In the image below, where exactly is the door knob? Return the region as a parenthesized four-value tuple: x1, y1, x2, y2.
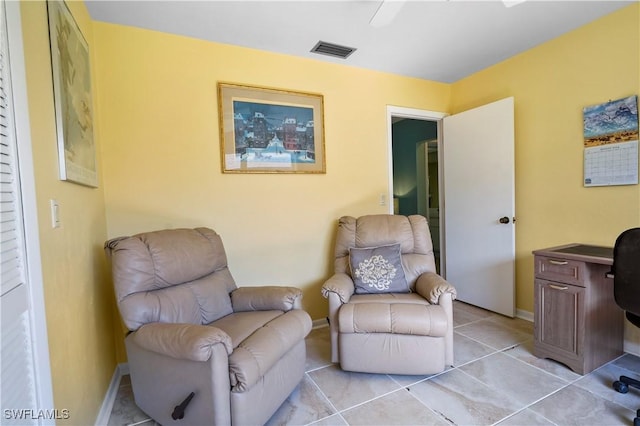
(499, 216, 510, 224)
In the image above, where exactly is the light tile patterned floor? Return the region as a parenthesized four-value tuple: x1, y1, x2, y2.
(107, 301, 640, 425)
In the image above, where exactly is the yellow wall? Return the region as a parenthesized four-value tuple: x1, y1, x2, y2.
(450, 4, 640, 313)
(20, 1, 115, 423)
(94, 22, 451, 339)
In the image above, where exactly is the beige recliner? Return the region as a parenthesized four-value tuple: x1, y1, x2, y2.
(105, 227, 312, 425)
(322, 214, 457, 375)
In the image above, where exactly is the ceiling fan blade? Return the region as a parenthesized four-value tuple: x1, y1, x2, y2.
(369, 0, 406, 28)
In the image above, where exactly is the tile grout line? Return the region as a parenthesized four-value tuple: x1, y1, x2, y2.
(402, 381, 456, 425)
(303, 371, 348, 426)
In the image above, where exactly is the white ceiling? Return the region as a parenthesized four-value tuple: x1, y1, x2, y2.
(85, 0, 637, 83)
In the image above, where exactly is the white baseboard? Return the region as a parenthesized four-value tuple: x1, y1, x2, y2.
(516, 308, 534, 322)
(94, 363, 128, 426)
(312, 318, 329, 329)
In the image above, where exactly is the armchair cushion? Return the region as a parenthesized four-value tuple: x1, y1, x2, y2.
(338, 302, 447, 336)
(132, 322, 233, 361)
(212, 310, 282, 347)
(231, 286, 302, 312)
(321, 273, 355, 304)
(227, 310, 312, 392)
(415, 272, 458, 304)
(349, 244, 409, 294)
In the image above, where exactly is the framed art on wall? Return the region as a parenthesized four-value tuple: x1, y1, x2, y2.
(218, 82, 325, 174)
(47, 0, 98, 187)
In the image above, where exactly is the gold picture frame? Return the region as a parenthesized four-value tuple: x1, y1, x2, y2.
(218, 82, 325, 174)
(47, 0, 97, 187)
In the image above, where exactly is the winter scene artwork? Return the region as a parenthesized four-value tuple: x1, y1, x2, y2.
(232, 101, 315, 164)
(218, 83, 325, 174)
(583, 95, 638, 187)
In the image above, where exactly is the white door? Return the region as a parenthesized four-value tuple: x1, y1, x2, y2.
(442, 97, 515, 317)
(1, 1, 54, 423)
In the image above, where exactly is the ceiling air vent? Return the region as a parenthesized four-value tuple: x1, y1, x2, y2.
(310, 41, 356, 59)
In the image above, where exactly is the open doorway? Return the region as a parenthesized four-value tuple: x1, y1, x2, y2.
(390, 116, 441, 272)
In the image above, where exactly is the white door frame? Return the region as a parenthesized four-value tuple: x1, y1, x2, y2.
(5, 0, 55, 415)
(386, 105, 448, 275)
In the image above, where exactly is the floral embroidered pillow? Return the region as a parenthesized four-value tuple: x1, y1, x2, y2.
(349, 244, 409, 294)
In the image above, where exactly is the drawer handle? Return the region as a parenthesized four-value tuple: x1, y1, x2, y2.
(549, 284, 569, 290)
(549, 260, 569, 265)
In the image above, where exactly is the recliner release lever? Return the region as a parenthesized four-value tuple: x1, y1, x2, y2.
(172, 392, 195, 421)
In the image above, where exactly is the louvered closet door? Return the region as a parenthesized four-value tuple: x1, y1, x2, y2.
(0, 2, 38, 423)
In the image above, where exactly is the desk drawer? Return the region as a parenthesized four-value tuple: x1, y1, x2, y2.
(535, 256, 585, 287)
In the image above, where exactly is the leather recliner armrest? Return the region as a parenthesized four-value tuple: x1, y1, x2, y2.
(231, 286, 303, 312)
(415, 272, 457, 304)
(321, 273, 355, 304)
(132, 322, 233, 361)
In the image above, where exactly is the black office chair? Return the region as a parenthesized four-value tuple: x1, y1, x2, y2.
(611, 228, 640, 426)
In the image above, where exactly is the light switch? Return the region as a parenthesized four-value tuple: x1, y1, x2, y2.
(379, 194, 386, 206)
(50, 199, 60, 228)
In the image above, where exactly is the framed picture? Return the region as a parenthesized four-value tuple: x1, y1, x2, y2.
(218, 82, 325, 173)
(47, 0, 98, 187)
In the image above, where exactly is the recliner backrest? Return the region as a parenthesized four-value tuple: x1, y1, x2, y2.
(334, 215, 436, 289)
(105, 227, 237, 331)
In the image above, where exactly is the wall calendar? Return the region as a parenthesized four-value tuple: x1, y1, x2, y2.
(583, 95, 639, 187)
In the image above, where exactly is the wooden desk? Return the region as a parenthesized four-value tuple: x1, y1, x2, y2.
(532, 243, 623, 375)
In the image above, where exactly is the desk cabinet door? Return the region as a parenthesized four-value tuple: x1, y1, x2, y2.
(535, 279, 584, 358)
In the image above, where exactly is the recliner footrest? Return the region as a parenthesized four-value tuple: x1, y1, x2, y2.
(338, 302, 447, 336)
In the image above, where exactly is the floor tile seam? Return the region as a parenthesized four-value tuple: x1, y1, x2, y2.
(489, 404, 559, 426)
(477, 336, 531, 353)
(453, 365, 518, 393)
(452, 365, 566, 417)
(304, 411, 349, 426)
(452, 329, 511, 355)
(569, 374, 640, 415)
(125, 418, 155, 426)
(303, 371, 343, 423)
(388, 374, 430, 388)
(485, 323, 535, 337)
(332, 386, 411, 417)
(402, 384, 456, 425)
(452, 350, 502, 369)
(454, 328, 533, 351)
(305, 362, 335, 374)
(458, 346, 579, 407)
(453, 304, 498, 318)
(502, 380, 594, 425)
(608, 353, 640, 378)
(455, 316, 532, 337)
(602, 394, 640, 416)
(453, 317, 492, 329)
(498, 345, 578, 384)
(387, 367, 452, 388)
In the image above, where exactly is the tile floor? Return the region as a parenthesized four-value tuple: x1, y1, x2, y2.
(107, 301, 640, 425)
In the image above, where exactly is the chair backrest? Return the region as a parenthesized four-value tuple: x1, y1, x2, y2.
(105, 227, 237, 331)
(612, 228, 640, 326)
(334, 214, 436, 289)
